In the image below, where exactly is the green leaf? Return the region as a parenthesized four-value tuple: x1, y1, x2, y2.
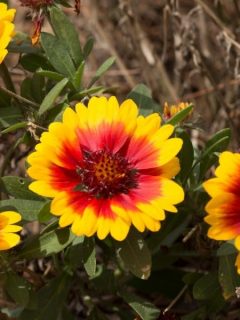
(49, 7, 83, 66)
(1, 121, 27, 134)
(0, 176, 43, 201)
(70, 86, 104, 101)
(217, 243, 237, 256)
(38, 78, 68, 116)
(0, 89, 11, 107)
(37, 201, 52, 223)
(68, 236, 96, 276)
(119, 290, 160, 320)
(82, 237, 96, 277)
(20, 77, 33, 101)
(89, 307, 109, 320)
(198, 129, 231, 180)
(193, 273, 221, 300)
(218, 254, 240, 300)
(177, 130, 194, 181)
(6, 272, 30, 307)
(83, 37, 94, 59)
(166, 104, 193, 125)
(147, 211, 190, 253)
(0, 107, 22, 128)
(9, 39, 41, 54)
(72, 61, 85, 90)
(19, 273, 71, 320)
(181, 307, 206, 320)
(90, 266, 116, 294)
(127, 84, 159, 115)
(205, 128, 231, 150)
(116, 230, 152, 279)
(37, 69, 65, 81)
(88, 57, 115, 87)
(0, 199, 45, 221)
(20, 228, 75, 258)
(19, 54, 50, 72)
(30, 73, 45, 103)
(41, 32, 76, 77)
(60, 307, 75, 320)
(202, 137, 230, 159)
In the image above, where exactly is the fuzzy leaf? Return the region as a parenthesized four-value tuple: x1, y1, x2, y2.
(50, 7, 83, 66)
(41, 32, 76, 78)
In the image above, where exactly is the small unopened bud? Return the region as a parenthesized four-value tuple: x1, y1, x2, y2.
(163, 102, 192, 121)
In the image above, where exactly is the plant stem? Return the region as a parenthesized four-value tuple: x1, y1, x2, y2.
(163, 284, 188, 314)
(0, 86, 39, 108)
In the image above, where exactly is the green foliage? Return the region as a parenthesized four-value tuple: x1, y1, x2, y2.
(127, 83, 160, 115)
(88, 57, 116, 88)
(19, 273, 71, 320)
(116, 230, 151, 279)
(119, 290, 160, 320)
(20, 228, 75, 258)
(1, 176, 43, 200)
(49, 7, 83, 66)
(38, 78, 68, 115)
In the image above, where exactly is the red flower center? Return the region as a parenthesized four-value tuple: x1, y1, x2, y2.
(76, 149, 139, 199)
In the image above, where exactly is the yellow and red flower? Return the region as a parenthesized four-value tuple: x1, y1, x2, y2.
(203, 151, 240, 273)
(0, 3, 16, 64)
(0, 211, 22, 250)
(28, 96, 184, 241)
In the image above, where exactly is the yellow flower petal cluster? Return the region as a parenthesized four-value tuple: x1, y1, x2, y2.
(203, 151, 240, 273)
(0, 2, 16, 64)
(0, 211, 22, 250)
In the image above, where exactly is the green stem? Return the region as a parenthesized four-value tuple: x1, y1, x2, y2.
(0, 86, 39, 108)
